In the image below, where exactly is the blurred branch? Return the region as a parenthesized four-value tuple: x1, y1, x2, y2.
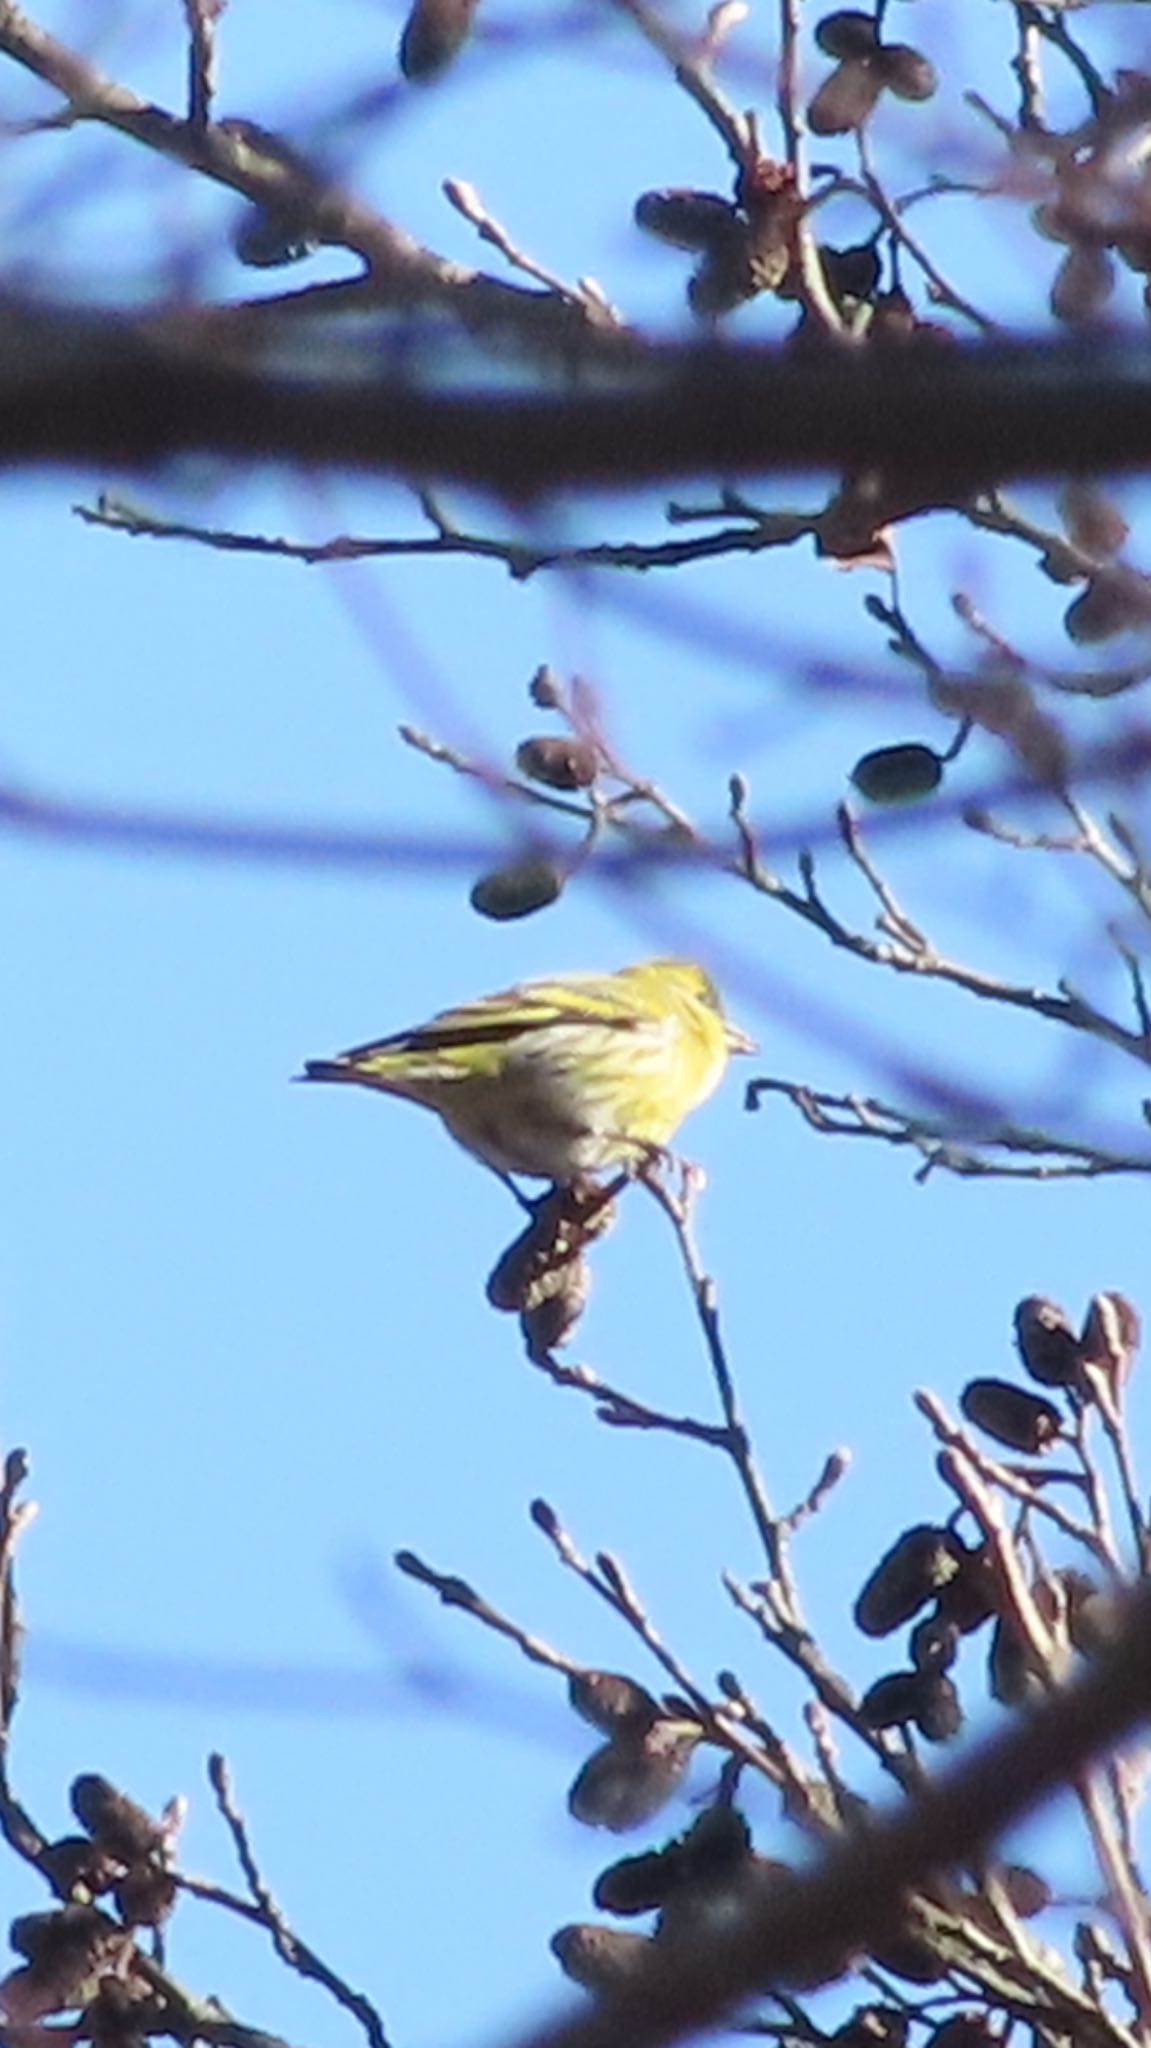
(6, 303, 1151, 485)
(512, 1578, 1151, 2048)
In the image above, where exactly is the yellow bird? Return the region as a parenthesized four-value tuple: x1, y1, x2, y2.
(300, 958, 755, 1184)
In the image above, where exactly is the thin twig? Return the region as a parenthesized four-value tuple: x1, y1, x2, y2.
(207, 1754, 393, 2048)
(607, 0, 752, 168)
(642, 1167, 801, 1620)
(394, 1550, 581, 1678)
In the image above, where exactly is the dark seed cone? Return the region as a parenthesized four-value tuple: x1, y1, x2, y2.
(470, 857, 564, 922)
(808, 59, 884, 137)
(515, 735, 599, 791)
(1013, 1296, 1083, 1388)
(851, 743, 943, 805)
(568, 1718, 698, 1833)
(37, 1836, 122, 1903)
(69, 1777, 165, 1864)
(814, 10, 878, 59)
(551, 1922, 652, 1993)
(399, 0, 479, 80)
(959, 1377, 1063, 1454)
(854, 1525, 964, 1636)
(634, 188, 738, 252)
(568, 1669, 659, 1736)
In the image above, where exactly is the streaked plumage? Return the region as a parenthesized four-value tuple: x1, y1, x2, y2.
(300, 958, 754, 1182)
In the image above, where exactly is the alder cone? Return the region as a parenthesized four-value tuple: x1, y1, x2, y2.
(1013, 1295, 1082, 1387)
(808, 59, 884, 136)
(915, 1673, 962, 1742)
(568, 1669, 659, 1734)
(568, 1720, 697, 1832)
(551, 1923, 650, 1992)
(399, 0, 479, 81)
(69, 1776, 165, 1863)
(515, 735, 599, 790)
(851, 742, 942, 805)
(814, 10, 878, 58)
(594, 1847, 675, 1915)
(854, 1524, 963, 1636)
(959, 1377, 1063, 1454)
(469, 857, 564, 921)
(860, 1670, 924, 1730)
(910, 1612, 959, 1673)
(634, 188, 737, 251)
(879, 43, 938, 101)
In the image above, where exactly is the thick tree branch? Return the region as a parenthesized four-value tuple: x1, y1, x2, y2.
(4, 310, 1151, 488)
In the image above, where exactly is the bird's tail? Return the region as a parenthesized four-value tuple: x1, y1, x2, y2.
(296, 1059, 359, 1085)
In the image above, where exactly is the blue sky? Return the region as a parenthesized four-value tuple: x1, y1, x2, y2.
(3, 6, 1151, 2048)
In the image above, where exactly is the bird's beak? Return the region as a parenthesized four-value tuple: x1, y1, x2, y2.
(725, 1021, 758, 1055)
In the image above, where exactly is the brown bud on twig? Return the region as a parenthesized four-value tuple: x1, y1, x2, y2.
(851, 743, 943, 805)
(1014, 1296, 1083, 1388)
(959, 1378, 1064, 1454)
(69, 1777, 165, 1865)
(1079, 1292, 1140, 1402)
(854, 1525, 964, 1636)
(399, 0, 479, 81)
(515, 735, 599, 791)
(528, 663, 565, 710)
